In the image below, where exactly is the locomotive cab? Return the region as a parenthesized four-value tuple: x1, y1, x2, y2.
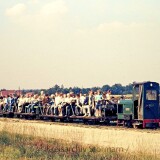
(132, 82, 159, 128)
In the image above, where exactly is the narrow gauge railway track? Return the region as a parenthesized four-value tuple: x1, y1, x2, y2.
(0, 117, 159, 134)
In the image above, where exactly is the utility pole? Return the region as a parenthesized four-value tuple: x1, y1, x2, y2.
(19, 86, 20, 96)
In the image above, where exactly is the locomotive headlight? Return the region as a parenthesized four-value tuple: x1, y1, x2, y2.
(150, 83, 153, 87)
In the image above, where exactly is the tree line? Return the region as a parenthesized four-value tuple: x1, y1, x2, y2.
(22, 83, 133, 95)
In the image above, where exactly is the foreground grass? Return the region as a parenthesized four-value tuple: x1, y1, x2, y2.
(0, 131, 159, 160)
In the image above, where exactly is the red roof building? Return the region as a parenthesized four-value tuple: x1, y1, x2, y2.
(0, 90, 21, 97)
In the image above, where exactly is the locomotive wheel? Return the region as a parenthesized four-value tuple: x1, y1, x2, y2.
(83, 119, 88, 125)
(68, 119, 73, 123)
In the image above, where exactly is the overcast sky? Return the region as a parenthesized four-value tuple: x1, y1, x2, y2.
(0, 0, 160, 89)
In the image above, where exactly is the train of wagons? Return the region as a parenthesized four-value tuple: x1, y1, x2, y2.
(0, 81, 160, 129)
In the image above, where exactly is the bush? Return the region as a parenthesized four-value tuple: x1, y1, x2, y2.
(0, 131, 11, 145)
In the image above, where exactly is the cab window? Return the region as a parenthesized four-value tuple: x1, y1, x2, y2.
(146, 90, 157, 100)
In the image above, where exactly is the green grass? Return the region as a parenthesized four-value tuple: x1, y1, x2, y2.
(0, 131, 159, 160)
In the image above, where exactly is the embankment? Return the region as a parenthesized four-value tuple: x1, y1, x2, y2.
(0, 118, 159, 156)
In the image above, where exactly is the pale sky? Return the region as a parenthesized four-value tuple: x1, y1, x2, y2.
(0, 0, 160, 89)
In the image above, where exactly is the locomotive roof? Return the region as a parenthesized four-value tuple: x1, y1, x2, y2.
(132, 81, 159, 86)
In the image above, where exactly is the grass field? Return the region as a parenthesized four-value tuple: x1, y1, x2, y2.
(0, 131, 159, 160)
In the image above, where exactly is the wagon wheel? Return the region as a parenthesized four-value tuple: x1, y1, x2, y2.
(51, 118, 55, 122)
(60, 119, 64, 122)
(105, 119, 110, 125)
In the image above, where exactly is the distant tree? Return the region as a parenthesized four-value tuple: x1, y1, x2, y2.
(124, 84, 133, 94)
(111, 84, 124, 95)
(63, 88, 70, 94)
(34, 89, 41, 94)
(72, 87, 81, 94)
(24, 82, 136, 95)
(68, 87, 72, 93)
(46, 88, 54, 95)
(101, 85, 111, 92)
(21, 89, 26, 95)
(91, 87, 101, 92)
(61, 84, 64, 89)
(81, 88, 90, 94)
(54, 84, 61, 92)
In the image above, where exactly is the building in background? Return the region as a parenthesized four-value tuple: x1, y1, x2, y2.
(0, 90, 22, 97)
